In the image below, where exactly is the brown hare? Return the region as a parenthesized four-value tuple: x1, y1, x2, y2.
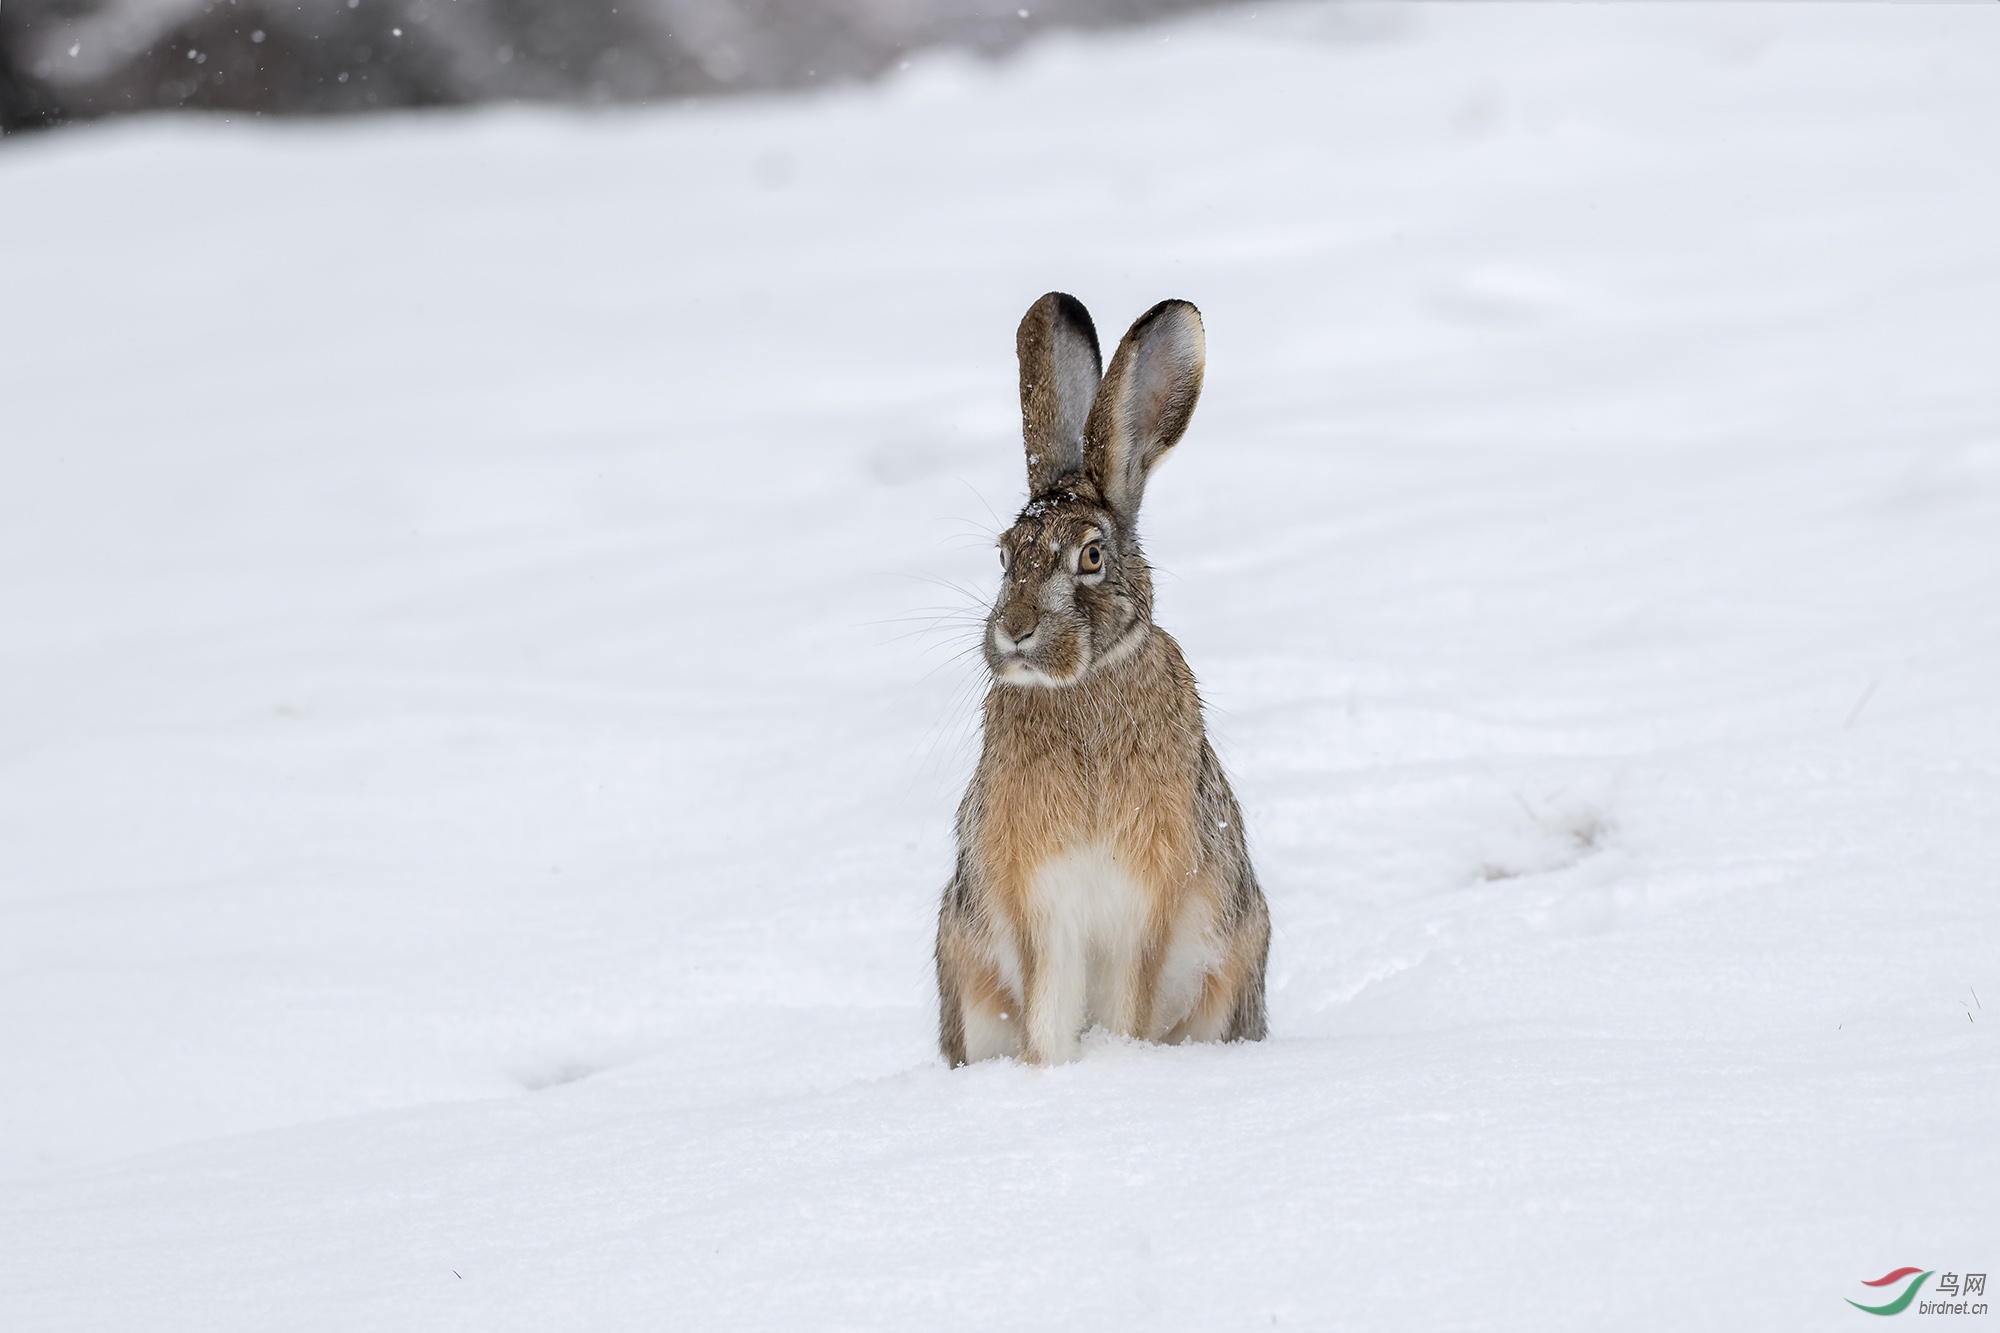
(935, 292, 1270, 1066)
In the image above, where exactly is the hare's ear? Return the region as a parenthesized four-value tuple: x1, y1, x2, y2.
(1083, 300, 1205, 522)
(1017, 292, 1102, 495)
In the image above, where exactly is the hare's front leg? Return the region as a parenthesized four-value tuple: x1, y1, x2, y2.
(1106, 912, 1172, 1042)
(1015, 920, 1090, 1065)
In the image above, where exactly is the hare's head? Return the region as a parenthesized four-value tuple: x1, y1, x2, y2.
(985, 293, 1206, 689)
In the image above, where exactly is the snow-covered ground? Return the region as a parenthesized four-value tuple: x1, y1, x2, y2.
(4, 5, 1998, 1328)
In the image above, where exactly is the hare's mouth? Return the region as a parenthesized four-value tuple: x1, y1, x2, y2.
(994, 660, 1071, 688)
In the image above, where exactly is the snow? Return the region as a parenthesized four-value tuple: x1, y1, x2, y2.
(3, 4, 1998, 1328)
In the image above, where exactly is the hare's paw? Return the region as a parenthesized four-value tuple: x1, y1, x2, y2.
(961, 999, 1022, 1064)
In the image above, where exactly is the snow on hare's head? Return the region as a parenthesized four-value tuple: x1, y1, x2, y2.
(986, 293, 1206, 689)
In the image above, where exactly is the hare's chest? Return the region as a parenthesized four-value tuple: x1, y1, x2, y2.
(1024, 842, 1149, 955)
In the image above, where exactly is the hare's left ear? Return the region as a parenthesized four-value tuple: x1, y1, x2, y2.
(1084, 300, 1205, 522)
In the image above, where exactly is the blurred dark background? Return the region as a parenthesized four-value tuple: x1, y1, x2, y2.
(0, 0, 1231, 131)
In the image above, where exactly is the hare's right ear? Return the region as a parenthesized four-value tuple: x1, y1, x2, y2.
(1016, 292, 1102, 495)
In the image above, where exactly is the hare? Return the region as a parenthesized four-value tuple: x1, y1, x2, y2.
(934, 292, 1270, 1066)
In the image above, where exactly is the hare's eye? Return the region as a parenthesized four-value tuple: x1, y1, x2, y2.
(1079, 542, 1103, 574)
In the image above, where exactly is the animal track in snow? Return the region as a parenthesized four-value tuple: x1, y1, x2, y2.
(1476, 789, 1615, 885)
(516, 1062, 598, 1092)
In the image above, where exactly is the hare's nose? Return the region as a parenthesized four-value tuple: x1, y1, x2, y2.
(995, 615, 1039, 653)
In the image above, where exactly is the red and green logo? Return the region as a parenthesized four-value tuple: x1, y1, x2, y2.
(1848, 1268, 1932, 1316)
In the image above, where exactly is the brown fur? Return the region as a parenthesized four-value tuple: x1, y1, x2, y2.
(935, 294, 1270, 1067)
